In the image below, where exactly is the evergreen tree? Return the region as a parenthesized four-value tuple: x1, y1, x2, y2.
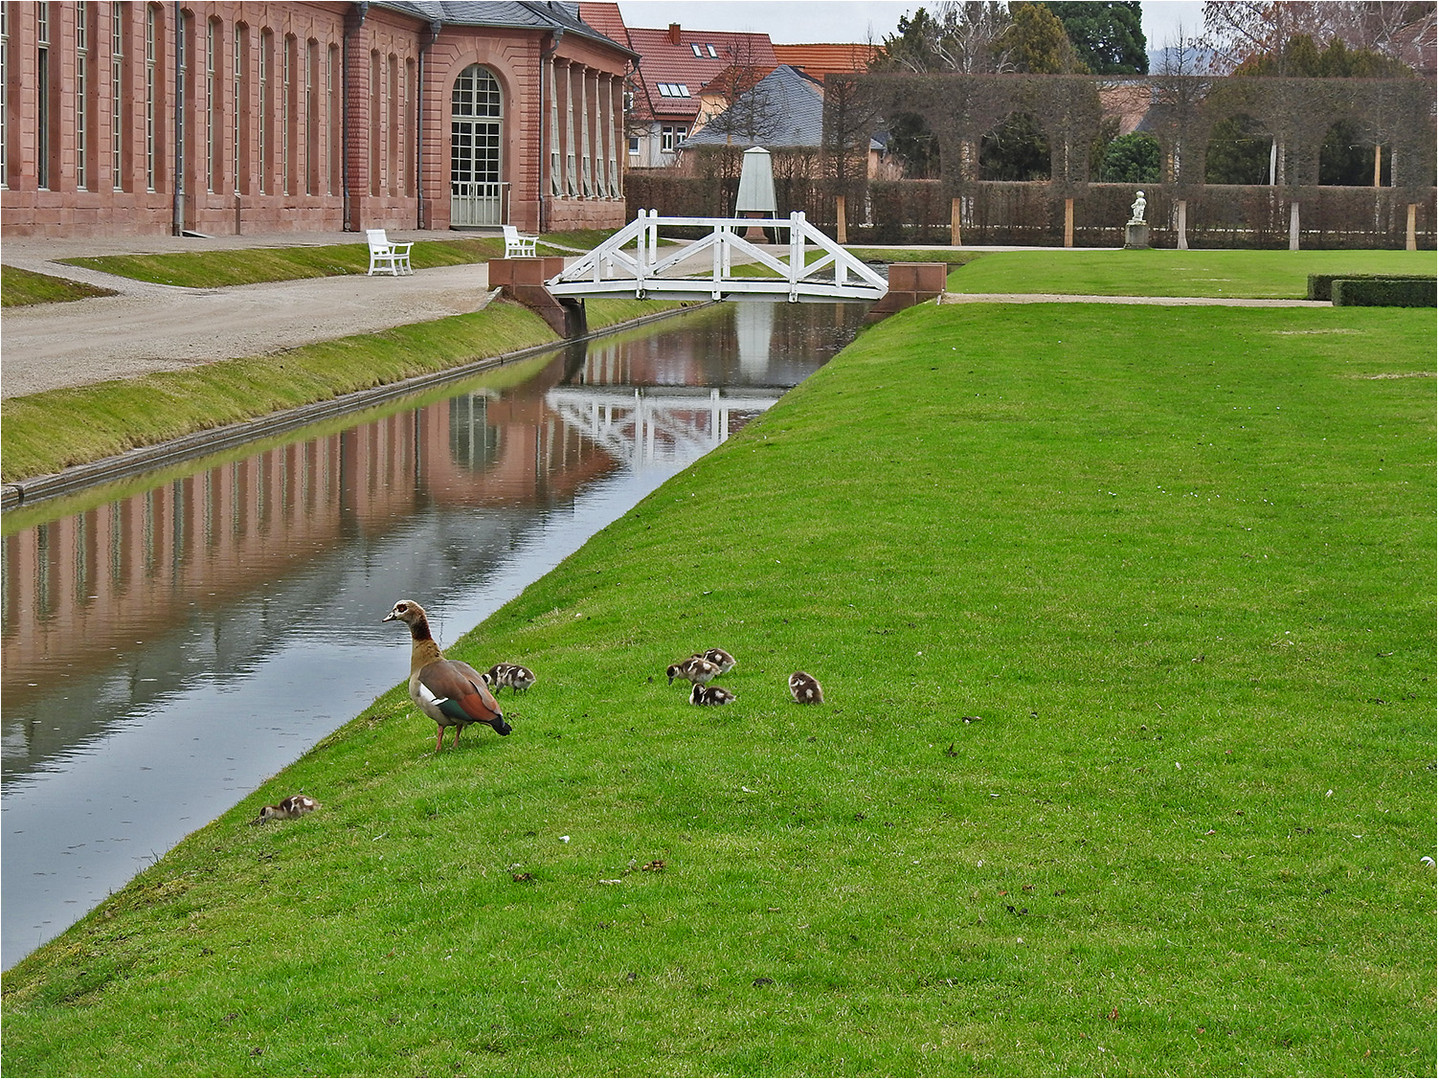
(998, 2, 1090, 74)
(1041, 2, 1148, 74)
(1098, 132, 1161, 182)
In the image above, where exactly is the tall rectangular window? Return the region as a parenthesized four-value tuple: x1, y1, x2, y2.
(281, 34, 292, 195)
(1, 6, 9, 189)
(405, 59, 415, 196)
(388, 54, 399, 195)
(177, 9, 188, 196)
(258, 30, 269, 194)
(145, 5, 156, 190)
(76, 4, 89, 190)
(111, 3, 125, 190)
(232, 24, 241, 193)
(327, 44, 340, 194)
(37, 3, 51, 189)
(369, 50, 380, 195)
(305, 39, 316, 195)
(204, 18, 215, 192)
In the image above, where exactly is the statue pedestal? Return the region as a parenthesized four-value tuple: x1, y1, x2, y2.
(1124, 222, 1150, 249)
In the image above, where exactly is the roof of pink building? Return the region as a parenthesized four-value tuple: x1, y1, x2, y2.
(575, 2, 631, 49)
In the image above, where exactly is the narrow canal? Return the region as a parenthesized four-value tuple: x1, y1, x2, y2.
(0, 300, 868, 969)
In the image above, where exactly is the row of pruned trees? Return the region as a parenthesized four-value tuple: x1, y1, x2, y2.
(816, 70, 1435, 199)
(844, 1, 1433, 187)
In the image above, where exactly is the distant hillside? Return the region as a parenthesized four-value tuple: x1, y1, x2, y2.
(1146, 44, 1218, 73)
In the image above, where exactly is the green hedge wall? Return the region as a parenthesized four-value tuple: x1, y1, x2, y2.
(1328, 277, 1438, 306)
(1307, 272, 1438, 300)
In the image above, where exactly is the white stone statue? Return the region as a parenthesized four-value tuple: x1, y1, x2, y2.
(1129, 190, 1147, 224)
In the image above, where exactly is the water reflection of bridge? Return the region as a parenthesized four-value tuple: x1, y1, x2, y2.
(544, 386, 784, 464)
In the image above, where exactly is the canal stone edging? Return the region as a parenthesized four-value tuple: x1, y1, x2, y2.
(1, 299, 705, 512)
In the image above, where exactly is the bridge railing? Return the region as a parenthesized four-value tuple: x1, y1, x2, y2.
(546, 211, 888, 303)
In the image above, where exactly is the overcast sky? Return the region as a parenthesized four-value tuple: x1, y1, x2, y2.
(614, 1, 1207, 50)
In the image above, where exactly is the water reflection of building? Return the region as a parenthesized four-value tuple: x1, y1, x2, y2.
(0, 386, 611, 711)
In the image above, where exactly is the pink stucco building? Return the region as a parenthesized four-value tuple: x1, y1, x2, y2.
(0, 1, 636, 237)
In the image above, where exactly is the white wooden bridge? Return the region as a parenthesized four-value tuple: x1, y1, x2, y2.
(545, 211, 888, 304)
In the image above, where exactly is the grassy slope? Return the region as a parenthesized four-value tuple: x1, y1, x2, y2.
(50, 232, 610, 289)
(2, 294, 1433, 1076)
(946, 248, 1438, 297)
(0, 264, 118, 305)
(0, 296, 689, 484)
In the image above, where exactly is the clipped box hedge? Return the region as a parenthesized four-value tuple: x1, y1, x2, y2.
(1329, 277, 1438, 307)
(1307, 272, 1437, 302)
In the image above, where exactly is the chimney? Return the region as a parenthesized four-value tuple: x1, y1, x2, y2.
(668, 23, 681, 45)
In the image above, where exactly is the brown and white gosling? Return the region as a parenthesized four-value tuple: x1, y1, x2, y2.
(690, 684, 736, 706)
(696, 647, 736, 674)
(384, 599, 512, 751)
(789, 671, 824, 704)
(485, 662, 537, 694)
(250, 794, 320, 825)
(667, 655, 721, 686)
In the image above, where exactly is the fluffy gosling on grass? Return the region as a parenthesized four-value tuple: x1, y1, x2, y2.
(789, 671, 824, 704)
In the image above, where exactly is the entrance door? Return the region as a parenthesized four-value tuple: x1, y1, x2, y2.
(450, 65, 505, 227)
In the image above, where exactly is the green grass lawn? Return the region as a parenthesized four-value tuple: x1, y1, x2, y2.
(947, 248, 1438, 298)
(0, 264, 117, 306)
(3, 289, 1432, 1075)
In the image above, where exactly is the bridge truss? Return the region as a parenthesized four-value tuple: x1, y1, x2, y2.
(545, 211, 888, 304)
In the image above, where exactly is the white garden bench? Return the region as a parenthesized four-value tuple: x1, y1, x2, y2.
(366, 229, 414, 276)
(503, 224, 538, 257)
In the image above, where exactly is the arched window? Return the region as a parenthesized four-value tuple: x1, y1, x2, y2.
(451, 64, 503, 226)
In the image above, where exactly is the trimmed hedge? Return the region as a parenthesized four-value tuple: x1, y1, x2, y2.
(1329, 277, 1438, 307)
(1307, 272, 1438, 301)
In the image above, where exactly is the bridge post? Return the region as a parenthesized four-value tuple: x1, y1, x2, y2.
(863, 263, 947, 325)
(489, 256, 585, 337)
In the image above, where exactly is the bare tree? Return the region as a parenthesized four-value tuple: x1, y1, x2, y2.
(871, 2, 1015, 74)
(821, 73, 882, 186)
(699, 37, 783, 146)
(937, 1, 1017, 73)
(1201, 1, 1436, 72)
(1151, 21, 1213, 184)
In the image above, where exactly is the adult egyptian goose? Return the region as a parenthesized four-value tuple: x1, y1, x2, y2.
(384, 600, 511, 751)
(697, 648, 736, 675)
(250, 794, 320, 825)
(690, 684, 736, 706)
(668, 656, 721, 686)
(486, 662, 536, 694)
(789, 671, 824, 704)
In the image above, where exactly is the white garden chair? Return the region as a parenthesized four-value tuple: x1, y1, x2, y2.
(366, 229, 414, 276)
(503, 224, 538, 257)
